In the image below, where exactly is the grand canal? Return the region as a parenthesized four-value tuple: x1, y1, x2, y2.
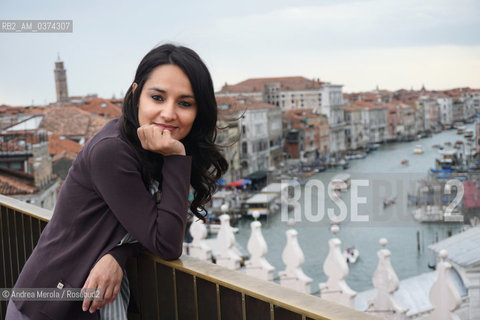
(233, 124, 476, 293)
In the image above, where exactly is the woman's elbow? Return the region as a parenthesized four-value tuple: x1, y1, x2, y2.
(155, 241, 183, 261)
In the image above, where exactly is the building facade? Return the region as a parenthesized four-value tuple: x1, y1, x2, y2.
(437, 96, 453, 128)
(283, 109, 329, 162)
(218, 77, 345, 158)
(216, 97, 283, 178)
(0, 130, 59, 209)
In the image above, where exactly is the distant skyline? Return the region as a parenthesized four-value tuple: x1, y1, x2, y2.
(1, 0, 479, 106)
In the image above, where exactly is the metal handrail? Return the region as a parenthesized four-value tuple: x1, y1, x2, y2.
(0, 194, 380, 320)
(146, 253, 379, 320)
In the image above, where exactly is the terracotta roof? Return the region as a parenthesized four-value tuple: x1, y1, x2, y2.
(245, 102, 278, 110)
(110, 98, 124, 106)
(76, 98, 122, 119)
(0, 169, 36, 195)
(48, 133, 83, 157)
(434, 93, 450, 99)
(385, 103, 401, 111)
(219, 76, 324, 93)
(40, 106, 90, 136)
(345, 101, 387, 111)
(52, 150, 78, 162)
(40, 106, 108, 139)
(86, 116, 109, 140)
(286, 108, 326, 119)
(216, 96, 277, 114)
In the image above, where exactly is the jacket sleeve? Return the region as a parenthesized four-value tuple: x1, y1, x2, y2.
(107, 243, 144, 266)
(89, 137, 191, 260)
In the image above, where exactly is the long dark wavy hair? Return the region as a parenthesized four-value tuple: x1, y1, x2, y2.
(120, 43, 228, 220)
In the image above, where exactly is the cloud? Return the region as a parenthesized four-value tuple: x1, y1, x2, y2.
(209, 0, 480, 52)
(1, 0, 479, 105)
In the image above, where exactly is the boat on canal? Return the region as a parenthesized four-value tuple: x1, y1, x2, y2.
(245, 192, 279, 217)
(383, 197, 396, 208)
(330, 173, 351, 192)
(343, 246, 360, 263)
(413, 145, 424, 154)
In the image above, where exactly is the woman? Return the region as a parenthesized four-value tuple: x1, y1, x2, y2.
(7, 43, 228, 319)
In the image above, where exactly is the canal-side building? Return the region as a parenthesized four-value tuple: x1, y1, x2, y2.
(344, 101, 387, 148)
(216, 98, 243, 183)
(460, 91, 478, 121)
(386, 103, 399, 142)
(443, 88, 479, 122)
(436, 95, 454, 128)
(398, 103, 417, 140)
(283, 108, 329, 161)
(471, 90, 480, 113)
(385, 102, 417, 141)
(216, 96, 283, 177)
(217, 76, 322, 111)
(476, 113, 480, 155)
(452, 98, 466, 124)
(344, 103, 370, 150)
(417, 97, 441, 133)
(364, 103, 387, 144)
(217, 76, 346, 159)
(323, 83, 346, 158)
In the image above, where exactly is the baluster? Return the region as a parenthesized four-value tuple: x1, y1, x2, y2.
(319, 224, 356, 307)
(215, 210, 241, 270)
(245, 211, 275, 281)
(278, 220, 312, 293)
(188, 217, 212, 261)
(367, 238, 408, 319)
(424, 250, 462, 320)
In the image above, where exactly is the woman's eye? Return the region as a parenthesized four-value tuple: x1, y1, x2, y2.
(179, 101, 192, 107)
(152, 95, 164, 101)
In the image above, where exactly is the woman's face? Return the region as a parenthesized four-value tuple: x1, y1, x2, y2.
(137, 64, 197, 140)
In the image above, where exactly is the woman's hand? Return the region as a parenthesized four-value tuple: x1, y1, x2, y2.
(81, 254, 123, 314)
(137, 124, 186, 156)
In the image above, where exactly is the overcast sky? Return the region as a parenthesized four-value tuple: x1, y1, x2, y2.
(1, 0, 479, 106)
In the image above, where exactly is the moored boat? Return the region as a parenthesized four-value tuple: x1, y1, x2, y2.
(245, 192, 279, 217)
(330, 173, 351, 192)
(464, 130, 474, 138)
(413, 145, 424, 154)
(383, 197, 396, 208)
(343, 246, 360, 263)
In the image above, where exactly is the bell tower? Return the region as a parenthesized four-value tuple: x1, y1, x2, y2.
(54, 54, 69, 104)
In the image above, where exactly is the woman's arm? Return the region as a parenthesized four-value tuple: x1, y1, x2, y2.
(81, 254, 123, 313)
(89, 137, 191, 260)
(82, 241, 142, 313)
(108, 242, 143, 266)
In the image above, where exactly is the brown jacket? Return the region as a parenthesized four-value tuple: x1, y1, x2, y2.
(13, 119, 191, 319)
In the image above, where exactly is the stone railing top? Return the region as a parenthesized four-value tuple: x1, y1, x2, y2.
(0, 194, 52, 221)
(149, 254, 381, 320)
